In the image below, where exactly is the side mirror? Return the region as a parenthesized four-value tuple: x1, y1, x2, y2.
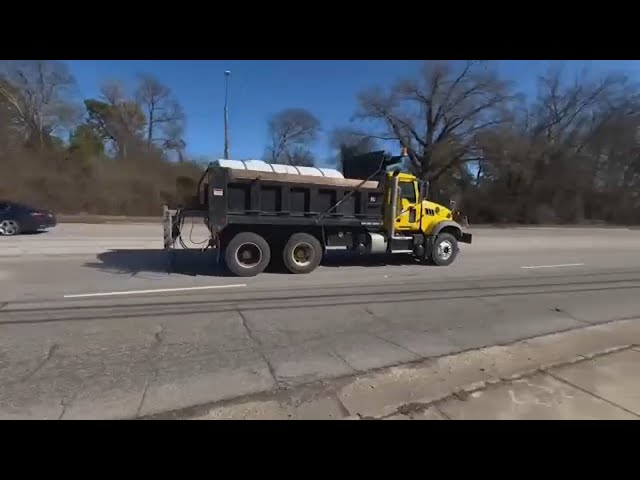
(420, 180, 429, 200)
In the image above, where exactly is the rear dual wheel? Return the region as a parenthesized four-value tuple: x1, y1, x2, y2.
(225, 231, 323, 277)
(282, 233, 323, 274)
(225, 232, 271, 277)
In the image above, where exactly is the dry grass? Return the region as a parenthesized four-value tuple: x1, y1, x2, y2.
(1, 146, 638, 226)
(0, 148, 202, 216)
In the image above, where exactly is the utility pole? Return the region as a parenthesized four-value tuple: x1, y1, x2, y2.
(224, 70, 231, 159)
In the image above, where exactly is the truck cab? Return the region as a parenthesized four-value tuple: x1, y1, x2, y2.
(384, 170, 465, 230)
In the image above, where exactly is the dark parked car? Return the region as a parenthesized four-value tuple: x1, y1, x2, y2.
(0, 201, 57, 236)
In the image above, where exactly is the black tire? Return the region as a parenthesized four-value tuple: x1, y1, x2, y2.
(0, 219, 20, 236)
(430, 232, 459, 266)
(224, 232, 271, 277)
(282, 233, 323, 274)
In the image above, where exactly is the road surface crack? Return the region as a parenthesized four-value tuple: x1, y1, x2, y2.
(396, 401, 431, 417)
(154, 325, 166, 345)
(546, 370, 640, 418)
(237, 309, 262, 347)
(550, 307, 590, 325)
(329, 348, 356, 372)
(334, 393, 352, 418)
(237, 309, 281, 388)
(363, 307, 425, 358)
(21, 343, 59, 383)
(135, 325, 166, 418)
(363, 306, 396, 331)
(58, 390, 79, 420)
(0, 302, 7, 310)
(136, 379, 151, 418)
(371, 332, 423, 359)
(433, 404, 451, 420)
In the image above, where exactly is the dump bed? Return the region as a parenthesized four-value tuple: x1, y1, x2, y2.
(204, 160, 387, 232)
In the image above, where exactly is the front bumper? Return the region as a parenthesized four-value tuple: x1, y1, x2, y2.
(23, 216, 56, 231)
(37, 222, 56, 229)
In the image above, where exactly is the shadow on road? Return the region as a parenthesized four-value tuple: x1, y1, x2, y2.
(86, 249, 231, 277)
(321, 251, 419, 268)
(85, 249, 421, 277)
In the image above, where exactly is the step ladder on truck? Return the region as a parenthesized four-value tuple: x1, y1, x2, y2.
(163, 148, 472, 277)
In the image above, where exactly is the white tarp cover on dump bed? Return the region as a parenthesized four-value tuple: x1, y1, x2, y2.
(216, 159, 344, 179)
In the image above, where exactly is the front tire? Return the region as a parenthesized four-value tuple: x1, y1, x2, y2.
(430, 232, 458, 266)
(282, 233, 323, 274)
(225, 232, 271, 277)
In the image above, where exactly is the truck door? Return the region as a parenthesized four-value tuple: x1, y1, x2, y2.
(395, 180, 421, 232)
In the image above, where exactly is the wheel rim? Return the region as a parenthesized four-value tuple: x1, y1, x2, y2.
(436, 239, 453, 260)
(235, 243, 262, 268)
(0, 220, 18, 236)
(292, 242, 314, 267)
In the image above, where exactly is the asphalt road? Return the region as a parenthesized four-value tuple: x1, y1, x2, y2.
(1, 224, 639, 419)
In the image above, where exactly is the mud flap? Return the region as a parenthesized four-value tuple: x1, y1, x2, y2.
(163, 205, 176, 250)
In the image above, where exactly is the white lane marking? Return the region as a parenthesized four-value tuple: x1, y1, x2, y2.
(514, 227, 630, 231)
(520, 263, 585, 270)
(63, 284, 247, 298)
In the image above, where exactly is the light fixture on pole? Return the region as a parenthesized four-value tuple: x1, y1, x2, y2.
(223, 70, 231, 159)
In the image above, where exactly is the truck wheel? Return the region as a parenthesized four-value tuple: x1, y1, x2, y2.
(225, 232, 271, 277)
(282, 233, 323, 274)
(430, 232, 458, 266)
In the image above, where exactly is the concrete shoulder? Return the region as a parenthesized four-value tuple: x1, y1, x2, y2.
(153, 318, 640, 420)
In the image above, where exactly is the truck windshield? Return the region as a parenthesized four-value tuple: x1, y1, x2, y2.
(399, 182, 416, 203)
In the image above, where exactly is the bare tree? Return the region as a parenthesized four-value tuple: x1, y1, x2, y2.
(287, 146, 316, 167)
(162, 121, 187, 162)
(84, 81, 146, 158)
(266, 108, 320, 165)
(466, 65, 639, 224)
(0, 60, 80, 149)
(101, 81, 146, 140)
(134, 74, 186, 150)
(0, 83, 22, 153)
(525, 68, 633, 221)
(354, 60, 516, 184)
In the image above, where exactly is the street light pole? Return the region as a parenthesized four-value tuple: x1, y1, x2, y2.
(223, 70, 231, 159)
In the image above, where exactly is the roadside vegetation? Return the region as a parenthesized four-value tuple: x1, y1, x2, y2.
(1, 60, 639, 223)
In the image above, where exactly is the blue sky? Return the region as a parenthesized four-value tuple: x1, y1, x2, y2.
(65, 60, 640, 167)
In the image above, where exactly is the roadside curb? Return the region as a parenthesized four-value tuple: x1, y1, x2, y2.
(145, 317, 640, 420)
(371, 344, 636, 420)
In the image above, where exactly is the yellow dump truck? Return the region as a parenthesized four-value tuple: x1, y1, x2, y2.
(163, 149, 472, 277)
